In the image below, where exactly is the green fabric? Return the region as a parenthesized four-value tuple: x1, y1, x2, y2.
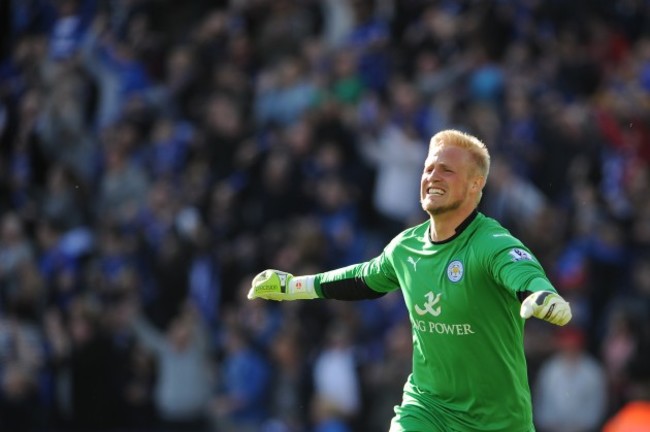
(316, 213, 554, 431)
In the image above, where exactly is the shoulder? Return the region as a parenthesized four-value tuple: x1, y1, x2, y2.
(386, 220, 429, 250)
(471, 214, 526, 250)
(378, 220, 429, 263)
(469, 214, 540, 266)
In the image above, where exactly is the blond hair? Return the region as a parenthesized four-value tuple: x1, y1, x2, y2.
(430, 129, 491, 179)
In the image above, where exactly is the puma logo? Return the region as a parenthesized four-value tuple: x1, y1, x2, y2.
(407, 256, 421, 271)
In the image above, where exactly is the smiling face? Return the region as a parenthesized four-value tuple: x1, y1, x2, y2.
(420, 144, 484, 217)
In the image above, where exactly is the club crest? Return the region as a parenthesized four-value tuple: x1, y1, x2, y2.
(447, 260, 463, 282)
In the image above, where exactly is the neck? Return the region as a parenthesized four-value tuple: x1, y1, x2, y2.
(429, 208, 478, 242)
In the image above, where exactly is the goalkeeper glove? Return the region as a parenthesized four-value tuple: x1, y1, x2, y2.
(247, 269, 318, 301)
(520, 291, 572, 326)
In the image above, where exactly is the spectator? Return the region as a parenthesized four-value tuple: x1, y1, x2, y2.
(364, 320, 412, 432)
(66, 299, 125, 430)
(80, 12, 154, 129)
(211, 322, 271, 432)
(133, 302, 213, 432)
(357, 96, 428, 240)
(534, 326, 608, 432)
(40, 164, 87, 230)
(263, 326, 311, 431)
(97, 133, 149, 224)
(255, 56, 318, 128)
(312, 323, 361, 428)
(483, 158, 549, 238)
(0, 361, 40, 431)
(47, 0, 95, 61)
(0, 212, 33, 288)
(602, 350, 650, 432)
(601, 302, 648, 414)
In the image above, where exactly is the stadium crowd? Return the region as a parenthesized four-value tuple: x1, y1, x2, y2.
(1, 0, 649, 431)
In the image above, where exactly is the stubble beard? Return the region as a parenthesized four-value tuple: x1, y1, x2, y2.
(425, 198, 463, 216)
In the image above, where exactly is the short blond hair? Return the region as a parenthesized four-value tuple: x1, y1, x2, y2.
(430, 129, 491, 179)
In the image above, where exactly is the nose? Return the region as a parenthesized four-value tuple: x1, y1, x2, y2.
(423, 168, 440, 182)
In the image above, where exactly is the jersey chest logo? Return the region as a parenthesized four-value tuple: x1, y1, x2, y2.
(415, 291, 442, 316)
(447, 260, 464, 282)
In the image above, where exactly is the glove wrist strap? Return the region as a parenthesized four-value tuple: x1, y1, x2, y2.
(288, 276, 318, 299)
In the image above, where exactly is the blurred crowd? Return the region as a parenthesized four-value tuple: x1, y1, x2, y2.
(1, 0, 650, 431)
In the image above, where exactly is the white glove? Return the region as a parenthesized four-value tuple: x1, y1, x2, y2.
(247, 269, 318, 301)
(520, 291, 572, 326)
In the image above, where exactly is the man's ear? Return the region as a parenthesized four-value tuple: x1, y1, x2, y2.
(472, 176, 486, 192)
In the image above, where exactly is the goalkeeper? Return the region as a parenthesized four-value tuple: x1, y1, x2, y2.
(249, 129, 572, 432)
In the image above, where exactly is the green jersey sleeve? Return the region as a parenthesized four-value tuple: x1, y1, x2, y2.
(480, 230, 557, 296)
(314, 244, 402, 296)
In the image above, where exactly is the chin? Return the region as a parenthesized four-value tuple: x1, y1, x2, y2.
(423, 199, 462, 216)
(421, 202, 440, 214)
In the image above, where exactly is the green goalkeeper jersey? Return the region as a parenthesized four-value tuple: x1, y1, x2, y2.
(314, 212, 554, 432)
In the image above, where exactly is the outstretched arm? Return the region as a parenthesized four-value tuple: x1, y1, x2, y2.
(247, 268, 388, 301)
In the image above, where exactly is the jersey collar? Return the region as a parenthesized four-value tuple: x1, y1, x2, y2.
(426, 209, 479, 245)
